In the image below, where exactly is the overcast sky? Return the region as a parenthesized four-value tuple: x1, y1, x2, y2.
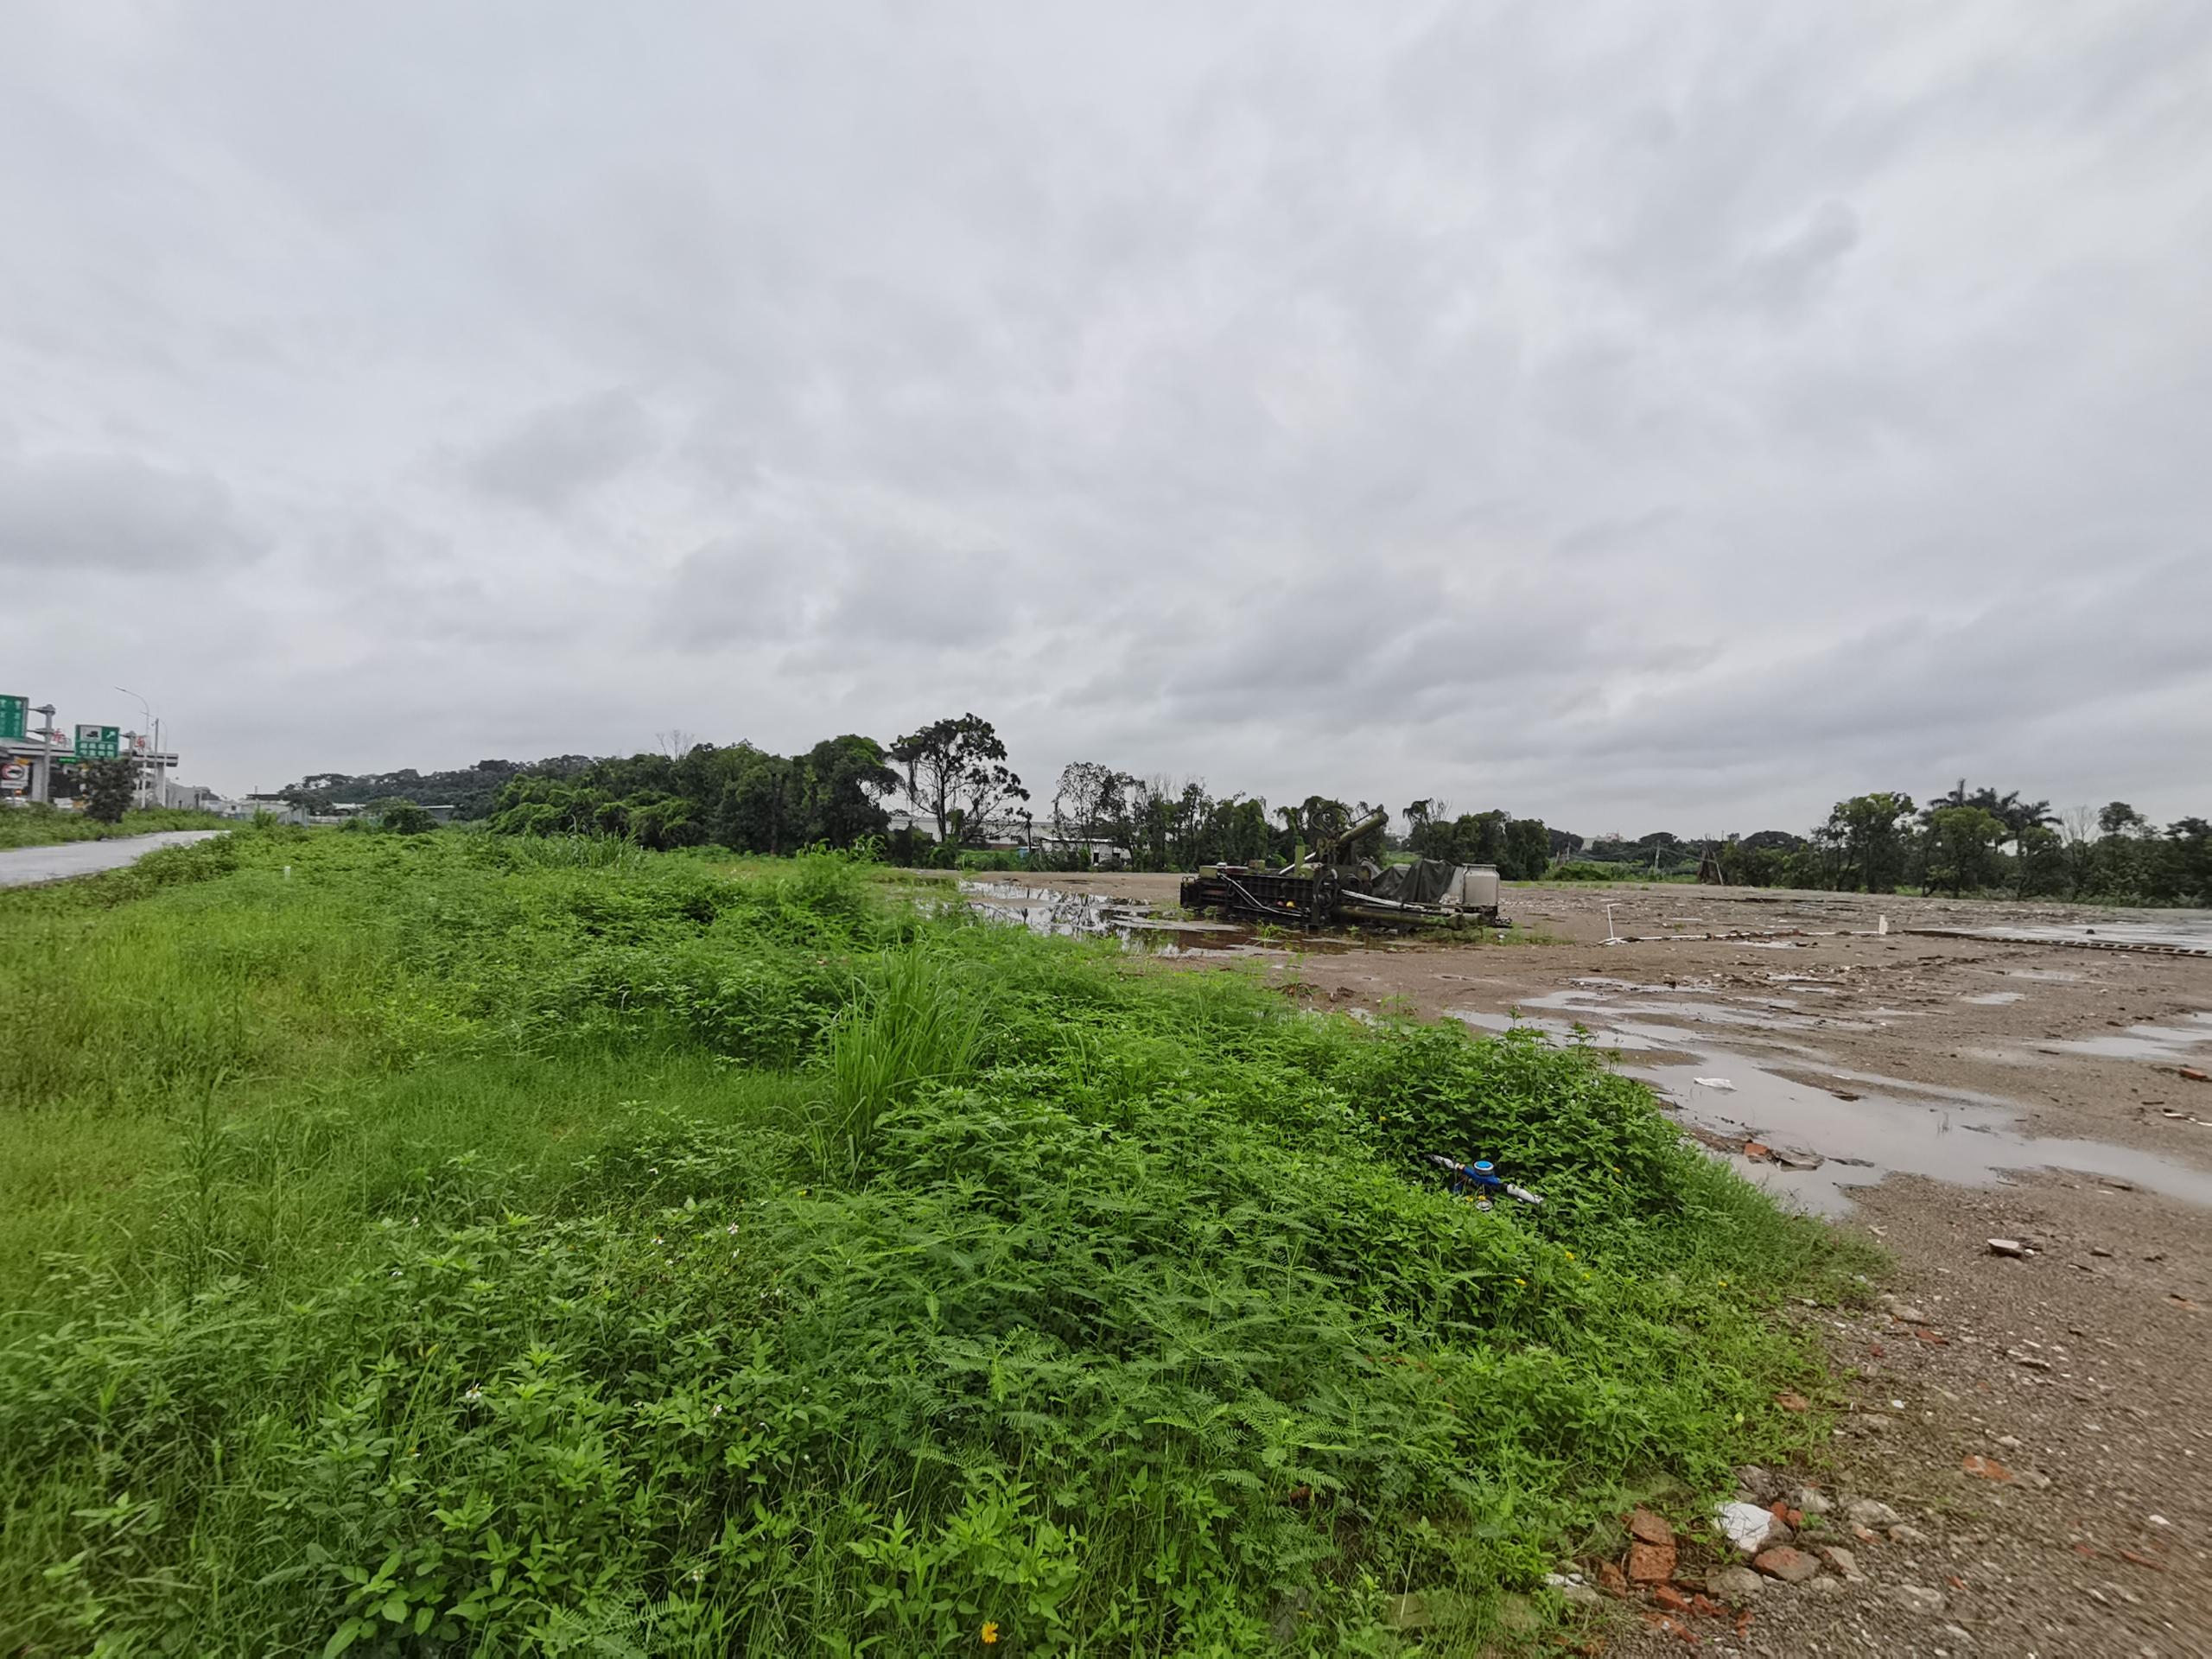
(5, 3, 2208, 833)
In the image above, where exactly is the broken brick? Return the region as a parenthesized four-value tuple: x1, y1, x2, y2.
(1630, 1508, 1674, 1546)
(1961, 1455, 2013, 1482)
(1627, 1541, 1679, 1584)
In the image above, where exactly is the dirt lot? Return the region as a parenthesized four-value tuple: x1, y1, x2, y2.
(945, 874, 2212, 1656)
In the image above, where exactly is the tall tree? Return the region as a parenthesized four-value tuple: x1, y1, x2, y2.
(1051, 762, 1130, 859)
(890, 714, 1028, 847)
(1502, 817, 1551, 880)
(1824, 792, 1916, 892)
(796, 735, 899, 846)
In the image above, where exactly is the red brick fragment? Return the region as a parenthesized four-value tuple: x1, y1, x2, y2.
(1775, 1390, 1810, 1413)
(1961, 1454, 2012, 1482)
(1651, 1584, 1692, 1613)
(1627, 1541, 1678, 1584)
(1599, 1560, 1628, 1597)
(1630, 1508, 1674, 1545)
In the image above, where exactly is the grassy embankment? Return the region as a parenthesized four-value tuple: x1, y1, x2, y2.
(0, 804, 227, 851)
(0, 830, 1866, 1655)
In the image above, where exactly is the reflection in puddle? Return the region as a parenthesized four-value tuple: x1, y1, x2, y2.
(957, 880, 1338, 957)
(2043, 1014, 2212, 1063)
(1465, 1009, 2212, 1217)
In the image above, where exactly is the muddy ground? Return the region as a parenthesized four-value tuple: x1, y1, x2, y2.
(937, 874, 2212, 1656)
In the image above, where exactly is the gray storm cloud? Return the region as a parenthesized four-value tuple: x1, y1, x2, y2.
(3, 2, 2207, 829)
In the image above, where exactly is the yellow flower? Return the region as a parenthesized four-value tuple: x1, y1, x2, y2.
(1515, 1277, 1525, 1286)
(982, 1623, 1000, 1645)
(1563, 1250, 1574, 1260)
(1718, 1278, 1730, 1287)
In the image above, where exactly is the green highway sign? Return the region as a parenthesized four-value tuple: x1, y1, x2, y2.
(73, 724, 121, 760)
(0, 695, 24, 741)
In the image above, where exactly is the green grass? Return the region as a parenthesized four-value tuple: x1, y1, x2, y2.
(0, 830, 1868, 1655)
(0, 804, 227, 850)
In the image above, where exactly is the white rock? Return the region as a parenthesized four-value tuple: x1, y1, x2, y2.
(1987, 1237, 2028, 1257)
(1895, 1585, 1947, 1614)
(1794, 1487, 1832, 1516)
(1716, 1500, 1777, 1554)
(1845, 1499, 1902, 1529)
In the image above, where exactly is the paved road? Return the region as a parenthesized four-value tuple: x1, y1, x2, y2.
(0, 829, 228, 888)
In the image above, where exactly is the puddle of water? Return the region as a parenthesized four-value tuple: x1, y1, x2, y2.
(1516, 987, 1878, 1036)
(1961, 918, 2212, 953)
(1446, 1008, 1690, 1053)
(1961, 991, 2024, 1006)
(958, 880, 1357, 957)
(2043, 1014, 2212, 1063)
(1471, 1015, 2212, 1217)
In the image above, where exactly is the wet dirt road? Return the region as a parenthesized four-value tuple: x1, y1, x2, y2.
(940, 873, 2212, 1654)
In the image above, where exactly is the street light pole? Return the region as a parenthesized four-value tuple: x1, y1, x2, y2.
(117, 685, 153, 810)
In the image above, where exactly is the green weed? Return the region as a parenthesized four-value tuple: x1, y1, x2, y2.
(0, 830, 1863, 1655)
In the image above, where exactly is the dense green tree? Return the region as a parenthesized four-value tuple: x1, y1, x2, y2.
(373, 800, 436, 836)
(1922, 805, 2006, 895)
(80, 758, 135, 824)
(1501, 818, 1551, 880)
(1823, 792, 1916, 892)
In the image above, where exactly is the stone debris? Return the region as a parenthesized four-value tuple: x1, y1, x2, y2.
(1820, 1544, 1867, 1583)
(1544, 1573, 1600, 1607)
(1733, 1464, 1778, 1502)
(1707, 1565, 1764, 1602)
(1717, 1499, 1779, 1554)
(1895, 1585, 1948, 1614)
(1753, 1546, 1821, 1583)
(1794, 1486, 1833, 1516)
(1844, 1498, 1903, 1529)
(1987, 1237, 2030, 1257)
(1961, 1453, 2014, 1482)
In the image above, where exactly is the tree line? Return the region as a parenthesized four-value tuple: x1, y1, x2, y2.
(1707, 785, 2212, 906)
(291, 718, 2210, 905)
